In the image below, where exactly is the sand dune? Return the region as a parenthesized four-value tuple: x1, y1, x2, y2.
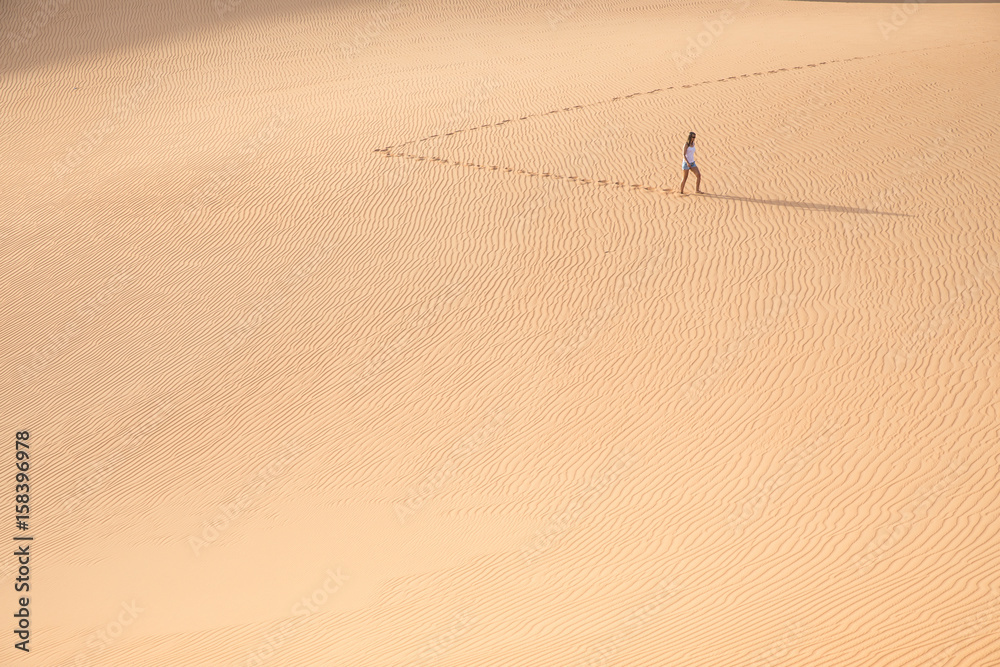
(2, 0, 999, 664)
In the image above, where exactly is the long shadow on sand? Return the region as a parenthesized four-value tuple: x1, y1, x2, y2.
(698, 193, 910, 216)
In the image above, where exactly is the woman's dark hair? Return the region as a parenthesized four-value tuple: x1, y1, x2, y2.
(686, 132, 696, 147)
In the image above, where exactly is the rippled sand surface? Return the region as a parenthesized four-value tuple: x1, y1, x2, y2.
(2, 0, 999, 664)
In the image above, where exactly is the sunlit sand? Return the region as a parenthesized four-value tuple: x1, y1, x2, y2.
(2, 0, 999, 664)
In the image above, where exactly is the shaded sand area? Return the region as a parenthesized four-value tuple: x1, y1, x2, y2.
(2, 0, 999, 664)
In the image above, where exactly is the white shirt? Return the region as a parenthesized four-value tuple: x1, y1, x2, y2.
(685, 145, 696, 164)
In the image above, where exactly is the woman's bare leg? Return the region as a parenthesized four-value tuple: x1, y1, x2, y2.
(693, 166, 702, 193)
(680, 170, 689, 194)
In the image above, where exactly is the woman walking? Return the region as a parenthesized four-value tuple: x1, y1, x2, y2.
(680, 131, 702, 194)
